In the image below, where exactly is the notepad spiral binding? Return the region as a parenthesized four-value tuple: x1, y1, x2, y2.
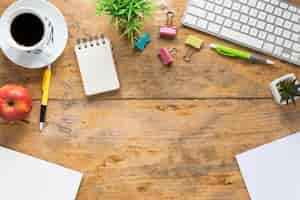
(76, 34, 107, 50)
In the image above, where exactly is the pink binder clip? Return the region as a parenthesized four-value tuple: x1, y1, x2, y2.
(159, 11, 177, 39)
(159, 48, 177, 66)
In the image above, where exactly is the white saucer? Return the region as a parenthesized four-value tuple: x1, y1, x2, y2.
(0, 0, 68, 69)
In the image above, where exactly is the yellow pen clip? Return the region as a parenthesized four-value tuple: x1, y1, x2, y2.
(41, 67, 51, 105)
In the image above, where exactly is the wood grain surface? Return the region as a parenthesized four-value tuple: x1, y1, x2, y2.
(1, 0, 300, 199)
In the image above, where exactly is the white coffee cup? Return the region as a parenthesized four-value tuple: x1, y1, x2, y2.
(6, 7, 52, 57)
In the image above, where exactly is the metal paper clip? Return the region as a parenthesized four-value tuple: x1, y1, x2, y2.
(183, 35, 203, 62)
(160, 11, 177, 39)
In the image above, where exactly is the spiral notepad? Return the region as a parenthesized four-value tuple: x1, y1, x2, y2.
(75, 35, 120, 96)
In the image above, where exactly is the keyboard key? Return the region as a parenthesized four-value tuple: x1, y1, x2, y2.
(215, 0, 223, 5)
(274, 27, 283, 35)
(291, 56, 298, 62)
(258, 31, 267, 39)
(248, 17, 257, 26)
(282, 53, 290, 59)
(197, 9, 207, 18)
(292, 24, 300, 32)
(263, 43, 274, 53)
(224, 0, 233, 8)
(197, 19, 208, 29)
(207, 23, 221, 33)
(266, 15, 275, 23)
(257, 1, 265, 10)
(232, 12, 240, 20)
(283, 11, 292, 19)
(215, 16, 225, 24)
(284, 21, 293, 29)
(233, 22, 241, 30)
(274, 46, 283, 55)
(241, 5, 249, 14)
(292, 52, 300, 60)
(293, 43, 300, 52)
(248, 0, 257, 7)
(214, 5, 223, 14)
(284, 40, 293, 48)
(283, 30, 292, 38)
(266, 24, 274, 32)
(221, 27, 263, 48)
(240, 15, 249, 23)
(183, 14, 197, 25)
(187, 6, 202, 16)
(280, 2, 289, 9)
(224, 19, 233, 27)
(207, 13, 216, 21)
(249, 8, 258, 17)
(266, 34, 275, 42)
(291, 14, 300, 23)
(265, 4, 274, 13)
(206, 2, 214, 11)
(250, 28, 258, 36)
(271, 0, 279, 5)
(274, 7, 283, 16)
(222, 8, 231, 17)
(241, 25, 250, 33)
(291, 33, 299, 42)
(258, 11, 266, 20)
(275, 17, 284, 26)
(275, 37, 284, 45)
(257, 21, 266, 29)
(232, 2, 241, 10)
(190, 0, 206, 7)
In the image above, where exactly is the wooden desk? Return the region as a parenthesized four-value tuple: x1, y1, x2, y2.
(1, 0, 300, 199)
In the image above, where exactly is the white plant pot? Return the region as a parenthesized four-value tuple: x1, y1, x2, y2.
(270, 73, 299, 105)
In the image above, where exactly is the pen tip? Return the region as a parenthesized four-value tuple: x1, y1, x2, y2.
(210, 44, 216, 48)
(39, 123, 44, 131)
(267, 60, 274, 65)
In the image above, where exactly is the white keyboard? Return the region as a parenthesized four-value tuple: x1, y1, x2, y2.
(182, 0, 300, 66)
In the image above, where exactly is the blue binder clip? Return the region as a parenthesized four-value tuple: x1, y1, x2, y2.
(135, 33, 151, 51)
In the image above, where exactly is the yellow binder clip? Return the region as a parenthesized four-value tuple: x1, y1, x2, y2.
(183, 35, 203, 62)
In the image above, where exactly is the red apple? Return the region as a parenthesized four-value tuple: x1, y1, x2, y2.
(0, 84, 32, 121)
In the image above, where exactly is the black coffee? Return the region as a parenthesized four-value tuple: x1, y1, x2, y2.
(10, 13, 45, 47)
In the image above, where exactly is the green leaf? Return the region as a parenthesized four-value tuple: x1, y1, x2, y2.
(96, 0, 155, 45)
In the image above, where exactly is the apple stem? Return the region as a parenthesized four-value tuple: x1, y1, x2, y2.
(20, 119, 30, 124)
(7, 100, 15, 107)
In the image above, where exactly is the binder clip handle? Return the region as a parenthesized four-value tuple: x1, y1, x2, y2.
(166, 11, 175, 26)
(183, 49, 196, 63)
(169, 48, 177, 56)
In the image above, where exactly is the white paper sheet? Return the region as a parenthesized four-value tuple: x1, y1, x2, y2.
(0, 146, 82, 200)
(236, 132, 300, 200)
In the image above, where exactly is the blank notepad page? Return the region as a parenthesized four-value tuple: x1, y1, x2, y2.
(75, 36, 120, 96)
(236, 132, 300, 200)
(0, 146, 82, 200)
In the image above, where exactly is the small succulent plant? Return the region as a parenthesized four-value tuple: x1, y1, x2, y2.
(96, 0, 155, 45)
(278, 79, 300, 105)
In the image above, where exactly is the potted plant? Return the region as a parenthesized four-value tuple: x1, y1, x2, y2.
(96, 0, 155, 45)
(270, 73, 300, 105)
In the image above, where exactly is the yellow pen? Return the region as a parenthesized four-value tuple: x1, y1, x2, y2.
(39, 65, 52, 131)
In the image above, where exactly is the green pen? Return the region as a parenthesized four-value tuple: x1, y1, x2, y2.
(210, 44, 274, 65)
